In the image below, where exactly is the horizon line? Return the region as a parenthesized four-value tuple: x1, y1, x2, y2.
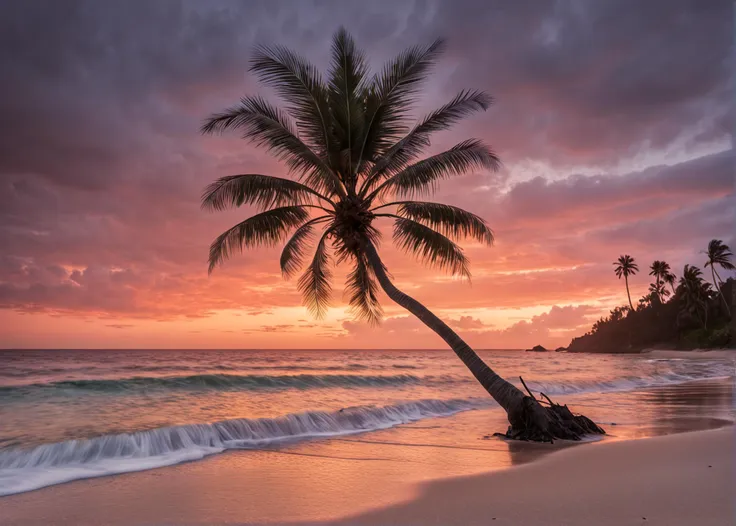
(0, 347, 525, 352)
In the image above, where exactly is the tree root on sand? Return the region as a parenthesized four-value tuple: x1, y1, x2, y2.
(494, 377, 606, 443)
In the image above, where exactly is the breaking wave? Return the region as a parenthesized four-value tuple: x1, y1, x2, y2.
(524, 370, 733, 396)
(0, 398, 485, 496)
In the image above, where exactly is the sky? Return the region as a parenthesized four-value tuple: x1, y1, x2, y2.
(0, 0, 733, 349)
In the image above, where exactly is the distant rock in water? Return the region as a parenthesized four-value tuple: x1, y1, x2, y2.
(525, 345, 549, 353)
(554, 347, 568, 353)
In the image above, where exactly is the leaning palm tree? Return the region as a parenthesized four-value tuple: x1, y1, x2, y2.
(200, 29, 602, 442)
(704, 239, 734, 317)
(614, 255, 639, 311)
(649, 260, 670, 303)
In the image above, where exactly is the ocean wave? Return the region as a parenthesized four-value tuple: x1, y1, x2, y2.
(0, 373, 428, 398)
(0, 363, 422, 379)
(0, 398, 485, 496)
(524, 370, 733, 397)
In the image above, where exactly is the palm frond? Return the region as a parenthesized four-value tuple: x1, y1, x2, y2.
(706, 239, 735, 270)
(384, 201, 494, 245)
(280, 216, 331, 279)
(208, 206, 310, 273)
(249, 45, 331, 155)
(201, 96, 343, 197)
(361, 90, 492, 194)
(357, 39, 446, 168)
(345, 254, 383, 325)
(201, 174, 332, 211)
(297, 230, 333, 318)
(372, 139, 499, 200)
(327, 28, 369, 182)
(613, 255, 638, 278)
(392, 217, 470, 278)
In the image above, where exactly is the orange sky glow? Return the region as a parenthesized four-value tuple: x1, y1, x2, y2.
(1, 2, 733, 349)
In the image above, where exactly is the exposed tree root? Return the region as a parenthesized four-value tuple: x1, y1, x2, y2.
(494, 377, 606, 443)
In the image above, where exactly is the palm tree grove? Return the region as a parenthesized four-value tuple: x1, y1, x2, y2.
(201, 29, 604, 442)
(568, 240, 734, 353)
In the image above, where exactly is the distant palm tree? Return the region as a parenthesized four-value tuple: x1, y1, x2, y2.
(704, 239, 734, 317)
(649, 260, 670, 303)
(648, 281, 670, 302)
(678, 265, 711, 329)
(200, 29, 600, 441)
(663, 271, 677, 296)
(614, 255, 639, 311)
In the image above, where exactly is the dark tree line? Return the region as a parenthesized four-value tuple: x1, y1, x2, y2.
(569, 240, 734, 353)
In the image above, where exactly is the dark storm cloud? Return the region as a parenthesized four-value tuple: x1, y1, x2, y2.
(410, 0, 733, 163)
(1, 0, 730, 187)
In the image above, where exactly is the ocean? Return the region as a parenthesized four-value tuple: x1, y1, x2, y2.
(0, 349, 733, 500)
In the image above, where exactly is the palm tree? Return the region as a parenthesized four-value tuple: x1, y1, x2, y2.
(663, 271, 677, 296)
(647, 282, 669, 303)
(200, 29, 602, 441)
(649, 260, 670, 303)
(614, 255, 639, 311)
(704, 239, 734, 317)
(678, 265, 711, 329)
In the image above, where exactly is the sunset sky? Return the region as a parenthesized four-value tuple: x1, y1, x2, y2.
(1, 0, 733, 349)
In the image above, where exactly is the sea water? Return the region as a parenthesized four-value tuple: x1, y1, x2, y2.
(0, 349, 733, 497)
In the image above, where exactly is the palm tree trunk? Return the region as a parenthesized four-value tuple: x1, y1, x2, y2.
(712, 267, 731, 317)
(702, 300, 708, 330)
(625, 275, 634, 311)
(362, 241, 604, 441)
(362, 243, 524, 414)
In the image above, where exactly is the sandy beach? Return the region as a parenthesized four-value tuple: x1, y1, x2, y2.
(329, 426, 734, 526)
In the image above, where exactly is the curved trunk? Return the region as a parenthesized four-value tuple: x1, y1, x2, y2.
(712, 267, 731, 317)
(362, 242, 525, 415)
(362, 242, 605, 442)
(625, 275, 634, 311)
(364, 241, 605, 442)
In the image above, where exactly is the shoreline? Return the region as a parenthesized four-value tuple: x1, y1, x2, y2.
(324, 425, 735, 526)
(642, 348, 736, 359)
(2, 419, 732, 525)
(1, 376, 733, 525)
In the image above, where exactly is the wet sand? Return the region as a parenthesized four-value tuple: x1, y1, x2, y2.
(326, 426, 734, 526)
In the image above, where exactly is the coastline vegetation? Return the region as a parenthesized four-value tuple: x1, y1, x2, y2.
(568, 240, 734, 353)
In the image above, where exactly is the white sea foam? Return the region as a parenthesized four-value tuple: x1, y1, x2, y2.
(0, 398, 483, 496)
